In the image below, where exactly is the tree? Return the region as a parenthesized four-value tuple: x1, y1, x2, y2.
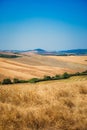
(29, 78, 40, 83)
(62, 72, 70, 79)
(43, 75, 52, 81)
(55, 74, 61, 79)
(2, 78, 12, 84)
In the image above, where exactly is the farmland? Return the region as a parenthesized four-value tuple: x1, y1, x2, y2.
(0, 54, 87, 81)
(0, 76, 87, 130)
(0, 54, 87, 130)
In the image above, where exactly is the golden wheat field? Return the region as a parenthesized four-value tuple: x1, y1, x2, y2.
(0, 55, 87, 81)
(0, 76, 87, 130)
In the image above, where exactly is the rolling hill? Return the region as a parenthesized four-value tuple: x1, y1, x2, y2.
(0, 51, 87, 130)
(0, 52, 87, 81)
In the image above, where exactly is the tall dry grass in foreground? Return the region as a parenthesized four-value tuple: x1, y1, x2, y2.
(0, 78, 87, 130)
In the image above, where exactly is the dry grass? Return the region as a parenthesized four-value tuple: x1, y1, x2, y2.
(0, 77, 87, 130)
(0, 57, 74, 81)
(0, 55, 87, 81)
(48, 55, 87, 65)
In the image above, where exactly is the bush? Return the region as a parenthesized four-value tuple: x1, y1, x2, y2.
(13, 78, 20, 83)
(81, 70, 87, 75)
(2, 78, 12, 85)
(74, 72, 80, 76)
(52, 75, 61, 80)
(0, 54, 19, 58)
(82, 70, 87, 73)
(29, 78, 40, 83)
(13, 78, 28, 83)
(19, 80, 28, 83)
(43, 76, 52, 81)
(62, 72, 70, 79)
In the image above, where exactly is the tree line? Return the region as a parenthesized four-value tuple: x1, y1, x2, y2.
(0, 70, 87, 85)
(0, 54, 20, 58)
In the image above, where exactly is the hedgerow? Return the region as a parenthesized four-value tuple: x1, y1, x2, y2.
(1, 70, 87, 85)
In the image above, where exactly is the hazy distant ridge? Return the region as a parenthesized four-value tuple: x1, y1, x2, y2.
(0, 49, 87, 55)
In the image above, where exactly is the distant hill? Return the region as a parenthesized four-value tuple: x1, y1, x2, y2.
(0, 49, 87, 56)
(32, 48, 47, 54)
(58, 49, 87, 56)
(34, 48, 46, 52)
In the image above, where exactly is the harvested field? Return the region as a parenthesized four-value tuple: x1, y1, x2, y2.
(0, 55, 87, 81)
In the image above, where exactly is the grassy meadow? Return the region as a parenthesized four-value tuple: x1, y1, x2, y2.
(0, 76, 87, 130)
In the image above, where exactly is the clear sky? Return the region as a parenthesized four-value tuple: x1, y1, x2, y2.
(0, 0, 87, 50)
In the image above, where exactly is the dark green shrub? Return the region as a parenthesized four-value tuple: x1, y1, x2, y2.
(13, 78, 28, 83)
(19, 80, 28, 83)
(62, 72, 70, 79)
(81, 70, 87, 74)
(2, 78, 12, 84)
(74, 72, 80, 76)
(13, 78, 20, 83)
(0, 54, 19, 58)
(43, 76, 52, 81)
(29, 78, 40, 83)
(83, 70, 87, 73)
(53, 75, 61, 80)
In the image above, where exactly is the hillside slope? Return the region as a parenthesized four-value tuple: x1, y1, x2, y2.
(0, 77, 87, 130)
(0, 55, 87, 81)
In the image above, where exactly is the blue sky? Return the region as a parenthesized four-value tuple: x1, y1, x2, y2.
(0, 0, 87, 50)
